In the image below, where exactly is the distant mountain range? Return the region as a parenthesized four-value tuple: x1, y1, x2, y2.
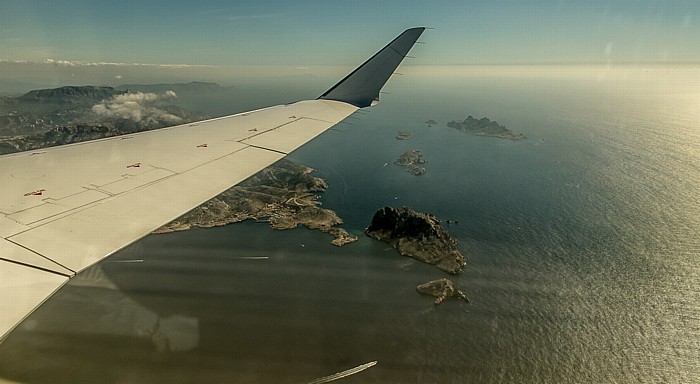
(17, 85, 124, 103)
(0, 84, 211, 154)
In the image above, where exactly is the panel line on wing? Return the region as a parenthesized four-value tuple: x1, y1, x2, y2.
(4, 145, 255, 237)
(239, 118, 301, 140)
(242, 144, 288, 155)
(0, 257, 73, 278)
(3, 237, 77, 276)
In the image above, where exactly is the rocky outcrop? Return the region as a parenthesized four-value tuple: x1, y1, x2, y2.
(364, 206, 466, 274)
(394, 149, 426, 175)
(416, 278, 469, 305)
(447, 115, 525, 140)
(395, 131, 414, 140)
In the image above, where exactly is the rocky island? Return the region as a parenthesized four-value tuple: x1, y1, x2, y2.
(365, 206, 466, 274)
(395, 131, 414, 140)
(155, 159, 357, 246)
(424, 119, 437, 127)
(394, 149, 426, 175)
(416, 278, 469, 305)
(447, 115, 525, 140)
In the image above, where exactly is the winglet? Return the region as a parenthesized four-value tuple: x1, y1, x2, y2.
(319, 27, 425, 108)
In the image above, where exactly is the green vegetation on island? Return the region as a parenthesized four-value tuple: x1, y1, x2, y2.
(447, 115, 525, 140)
(365, 206, 466, 274)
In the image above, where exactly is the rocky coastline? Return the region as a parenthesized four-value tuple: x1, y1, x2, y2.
(155, 159, 357, 247)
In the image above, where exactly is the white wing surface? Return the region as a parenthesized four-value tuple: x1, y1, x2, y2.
(0, 27, 425, 341)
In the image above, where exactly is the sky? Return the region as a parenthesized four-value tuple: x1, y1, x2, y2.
(1, 0, 699, 90)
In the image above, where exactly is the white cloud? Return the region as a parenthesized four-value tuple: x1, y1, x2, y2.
(0, 58, 211, 68)
(92, 92, 183, 124)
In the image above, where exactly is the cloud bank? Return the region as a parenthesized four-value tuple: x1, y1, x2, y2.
(92, 91, 182, 124)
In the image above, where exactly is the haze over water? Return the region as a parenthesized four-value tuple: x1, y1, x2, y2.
(0, 65, 698, 383)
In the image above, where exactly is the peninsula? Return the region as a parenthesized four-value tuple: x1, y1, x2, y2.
(364, 206, 466, 274)
(155, 159, 357, 246)
(447, 115, 525, 140)
(394, 149, 426, 175)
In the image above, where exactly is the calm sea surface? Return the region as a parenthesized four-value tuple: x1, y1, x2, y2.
(1, 66, 698, 383)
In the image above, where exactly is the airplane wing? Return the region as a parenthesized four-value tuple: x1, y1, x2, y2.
(0, 27, 425, 341)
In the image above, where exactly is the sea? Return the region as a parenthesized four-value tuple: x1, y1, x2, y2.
(0, 65, 698, 384)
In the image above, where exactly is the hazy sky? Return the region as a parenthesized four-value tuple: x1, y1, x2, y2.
(1, 1, 699, 90)
(3, 0, 699, 64)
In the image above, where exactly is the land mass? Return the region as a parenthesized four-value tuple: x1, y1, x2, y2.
(447, 115, 525, 140)
(365, 206, 466, 274)
(0, 85, 208, 154)
(394, 149, 426, 175)
(395, 131, 414, 140)
(155, 159, 357, 246)
(416, 278, 469, 305)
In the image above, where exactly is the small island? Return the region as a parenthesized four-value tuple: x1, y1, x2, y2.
(395, 131, 414, 140)
(155, 159, 357, 246)
(417, 278, 469, 305)
(424, 119, 437, 127)
(365, 206, 466, 274)
(447, 115, 525, 140)
(394, 149, 426, 175)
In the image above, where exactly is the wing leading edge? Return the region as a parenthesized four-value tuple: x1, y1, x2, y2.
(0, 28, 425, 342)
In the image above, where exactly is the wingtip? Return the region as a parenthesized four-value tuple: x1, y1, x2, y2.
(319, 28, 425, 108)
